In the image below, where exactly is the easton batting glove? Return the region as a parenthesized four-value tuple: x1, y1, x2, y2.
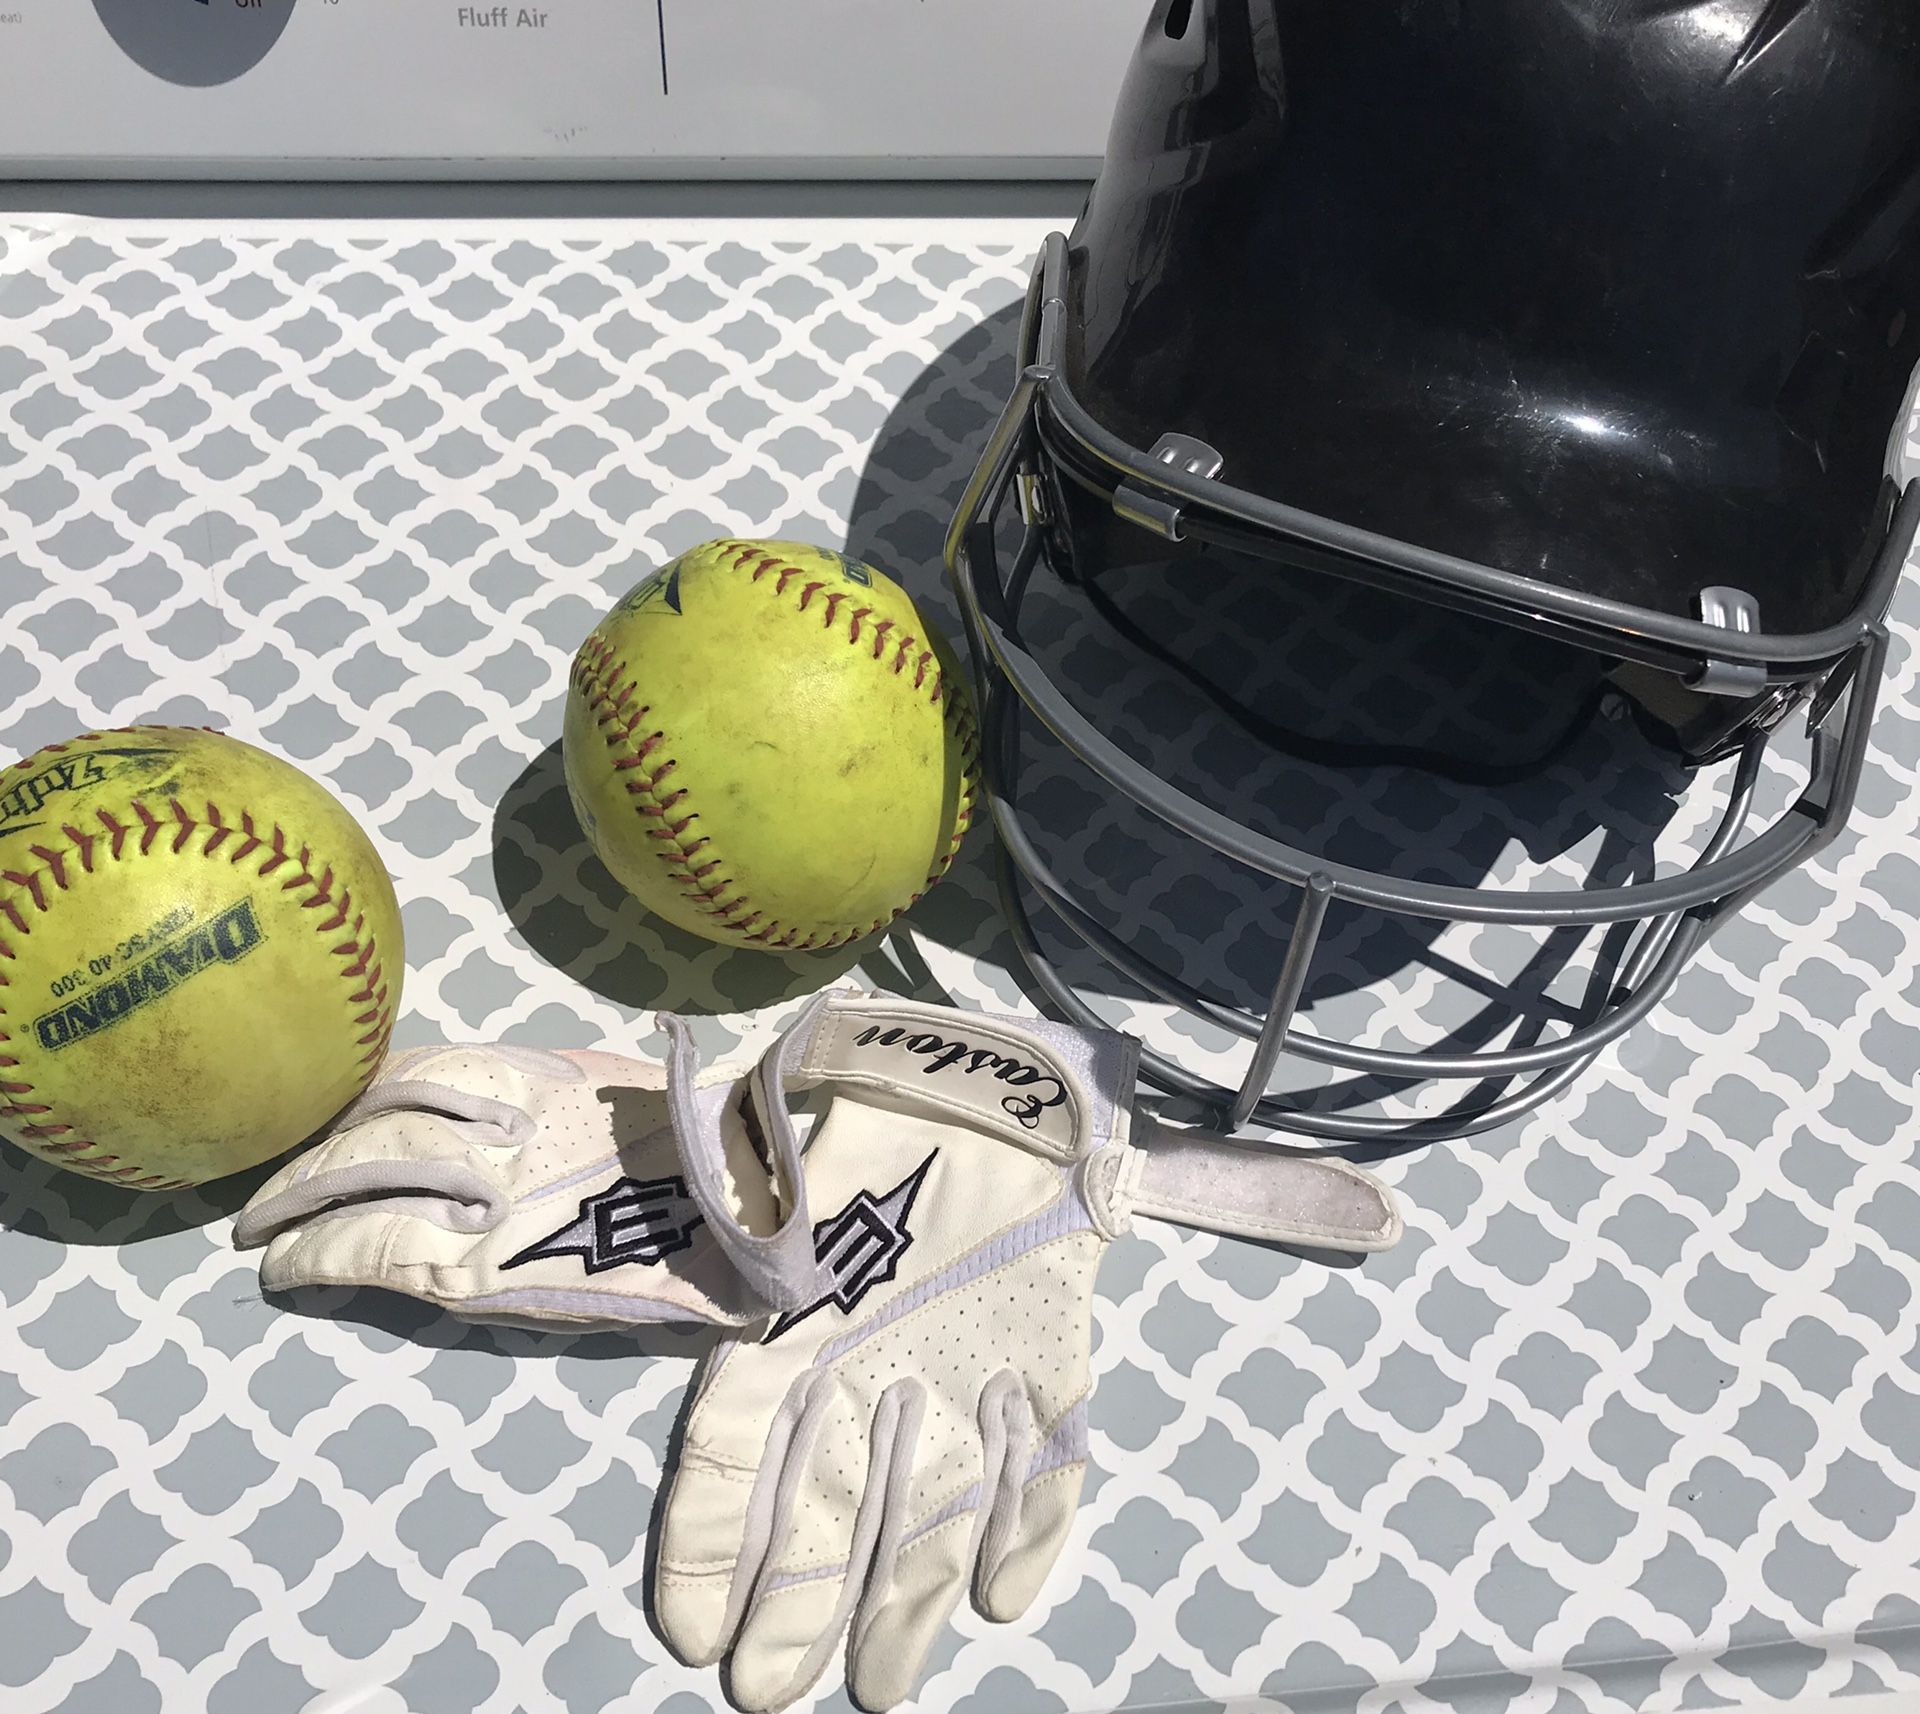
(652, 994, 1400, 1711)
(232, 1034, 826, 1330)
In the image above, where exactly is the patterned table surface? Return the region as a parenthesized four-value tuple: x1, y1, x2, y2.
(1, 214, 1918, 1714)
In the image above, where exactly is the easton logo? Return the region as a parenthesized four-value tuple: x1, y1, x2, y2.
(33, 899, 265, 1052)
(853, 1025, 1068, 1130)
(769, 1151, 936, 1340)
(0, 747, 170, 842)
(501, 1174, 704, 1274)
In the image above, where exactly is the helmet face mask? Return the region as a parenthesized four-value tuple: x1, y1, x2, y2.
(989, 532, 1711, 1114)
(945, 0, 1920, 1138)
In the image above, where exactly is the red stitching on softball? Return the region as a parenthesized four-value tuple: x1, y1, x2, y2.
(2, 869, 45, 912)
(571, 543, 980, 952)
(230, 811, 263, 864)
(0, 727, 399, 1189)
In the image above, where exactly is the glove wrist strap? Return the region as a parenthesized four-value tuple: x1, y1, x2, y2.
(661, 1009, 827, 1313)
(780, 993, 1131, 1160)
(1115, 1120, 1403, 1251)
(702, 992, 1401, 1273)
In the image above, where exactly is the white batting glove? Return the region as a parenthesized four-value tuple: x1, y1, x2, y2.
(232, 1033, 826, 1330)
(653, 994, 1400, 1711)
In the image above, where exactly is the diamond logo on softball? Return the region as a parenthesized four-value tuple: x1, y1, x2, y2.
(769, 1150, 937, 1340)
(502, 1175, 704, 1274)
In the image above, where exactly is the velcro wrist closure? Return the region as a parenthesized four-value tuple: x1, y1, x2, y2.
(1113, 1126, 1402, 1252)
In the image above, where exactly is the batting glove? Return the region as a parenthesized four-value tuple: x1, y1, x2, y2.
(652, 994, 1400, 1711)
(232, 1030, 826, 1330)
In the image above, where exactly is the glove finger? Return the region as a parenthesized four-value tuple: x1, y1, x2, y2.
(977, 1395, 1090, 1623)
(978, 1457, 1087, 1622)
(235, 1042, 606, 1251)
(845, 1371, 1031, 1710)
(233, 1123, 508, 1249)
(845, 1491, 977, 1712)
(725, 1378, 924, 1714)
(657, 1363, 836, 1669)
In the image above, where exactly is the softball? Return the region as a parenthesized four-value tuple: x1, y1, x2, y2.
(563, 538, 979, 952)
(0, 727, 404, 1191)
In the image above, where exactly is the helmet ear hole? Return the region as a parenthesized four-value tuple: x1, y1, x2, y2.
(1162, 0, 1196, 40)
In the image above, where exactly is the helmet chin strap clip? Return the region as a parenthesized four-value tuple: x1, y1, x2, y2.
(1016, 470, 1051, 527)
(1112, 432, 1225, 541)
(1688, 584, 1768, 697)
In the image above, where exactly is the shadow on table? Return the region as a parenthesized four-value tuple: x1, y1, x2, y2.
(0, 1145, 276, 1244)
(835, 295, 1700, 1147)
(491, 736, 866, 1018)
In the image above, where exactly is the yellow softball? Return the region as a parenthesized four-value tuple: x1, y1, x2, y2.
(0, 727, 404, 1192)
(563, 538, 979, 952)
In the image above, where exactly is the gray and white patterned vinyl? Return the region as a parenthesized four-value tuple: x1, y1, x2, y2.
(1, 216, 1917, 1714)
